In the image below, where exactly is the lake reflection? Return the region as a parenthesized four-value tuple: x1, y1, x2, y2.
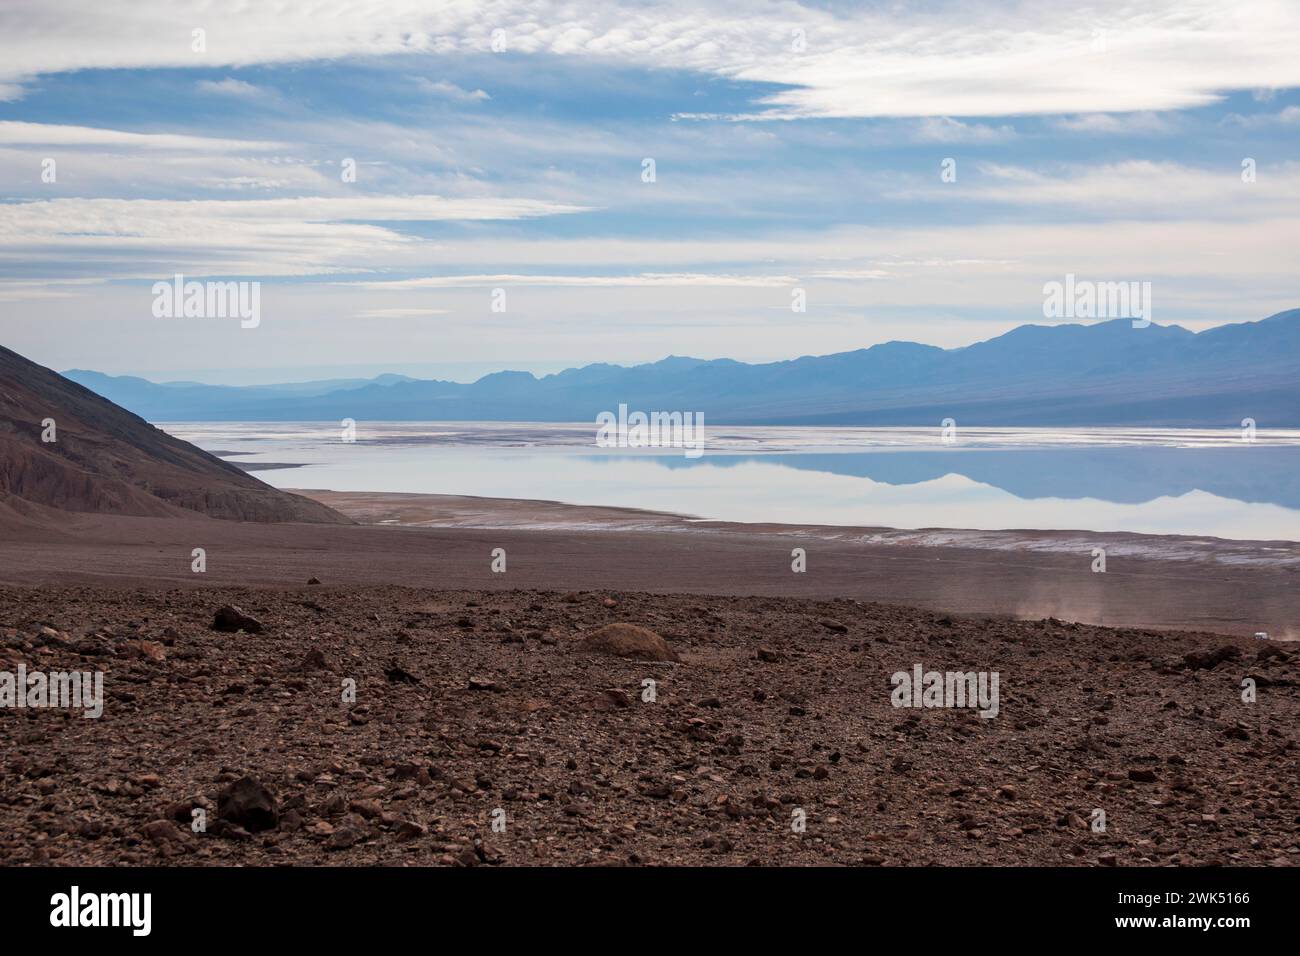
(165, 422, 1300, 541)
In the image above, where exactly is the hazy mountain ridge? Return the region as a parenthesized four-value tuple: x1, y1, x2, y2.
(61, 310, 1300, 426)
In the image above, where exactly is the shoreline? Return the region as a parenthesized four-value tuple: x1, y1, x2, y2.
(0, 488, 1294, 638)
(296, 488, 1300, 570)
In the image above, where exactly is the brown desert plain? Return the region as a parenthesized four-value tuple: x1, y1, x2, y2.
(1, 343, 1298, 867)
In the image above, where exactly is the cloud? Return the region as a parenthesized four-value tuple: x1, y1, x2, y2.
(1, 1, 1297, 119)
(910, 117, 1016, 144)
(0, 121, 284, 151)
(411, 78, 489, 102)
(1222, 105, 1300, 128)
(0, 195, 591, 278)
(0, 1, 1294, 380)
(355, 307, 451, 318)
(5, 217, 1296, 375)
(671, 112, 741, 123)
(803, 269, 895, 281)
(345, 273, 798, 289)
(893, 160, 1300, 216)
(1, 193, 589, 225)
(1051, 113, 1174, 136)
(196, 77, 265, 98)
(0, 278, 105, 301)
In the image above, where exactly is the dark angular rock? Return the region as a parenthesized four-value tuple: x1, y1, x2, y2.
(1182, 646, 1240, 671)
(211, 605, 263, 634)
(300, 648, 328, 671)
(217, 775, 279, 832)
(384, 661, 420, 684)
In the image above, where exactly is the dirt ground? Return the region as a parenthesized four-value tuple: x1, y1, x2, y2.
(2, 584, 1296, 866)
(1, 496, 1297, 637)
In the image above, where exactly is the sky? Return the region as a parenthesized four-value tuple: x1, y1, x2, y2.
(0, 0, 1297, 384)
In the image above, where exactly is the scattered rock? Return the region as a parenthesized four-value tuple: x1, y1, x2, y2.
(211, 605, 264, 634)
(325, 827, 363, 850)
(349, 799, 382, 819)
(165, 799, 200, 823)
(216, 776, 279, 832)
(1182, 646, 1241, 670)
(383, 661, 420, 684)
(6, 585, 1293, 868)
(122, 639, 166, 662)
(211, 820, 252, 841)
(300, 648, 329, 671)
(577, 623, 679, 662)
(141, 819, 188, 846)
(396, 820, 427, 841)
(592, 688, 631, 710)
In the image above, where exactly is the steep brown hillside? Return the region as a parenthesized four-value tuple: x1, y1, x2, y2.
(0, 344, 346, 524)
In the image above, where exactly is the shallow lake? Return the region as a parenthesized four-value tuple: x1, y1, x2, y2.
(164, 422, 1300, 541)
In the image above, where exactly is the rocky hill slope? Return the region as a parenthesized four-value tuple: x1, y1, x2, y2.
(0, 344, 345, 523)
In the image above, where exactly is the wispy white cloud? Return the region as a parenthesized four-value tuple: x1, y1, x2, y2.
(1051, 113, 1175, 136)
(7, 215, 1295, 377)
(892, 160, 1300, 216)
(911, 117, 1016, 144)
(0, 120, 284, 151)
(0, 278, 105, 301)
(411, 78, 489, 102)
(345, 273, 798, 289)
(0, 195, 591, 278)
(355, 307, 451, 318)
(195, 77, 265, 98)
(1, 1, 1297, 119)
(1, 0, 1296, 375)
(1222, 105, 1300, 127)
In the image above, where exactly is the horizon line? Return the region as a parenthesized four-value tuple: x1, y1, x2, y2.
(54, 309, 1298, 388)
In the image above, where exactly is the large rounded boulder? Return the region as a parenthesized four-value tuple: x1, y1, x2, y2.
(577, 623, 679, 662)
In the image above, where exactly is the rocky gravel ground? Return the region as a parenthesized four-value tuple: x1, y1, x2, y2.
(1, 585, 1297, 866)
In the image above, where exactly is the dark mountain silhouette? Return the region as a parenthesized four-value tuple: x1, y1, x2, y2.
(63, 309, 1300, 427)
(0, 345, 347, 523)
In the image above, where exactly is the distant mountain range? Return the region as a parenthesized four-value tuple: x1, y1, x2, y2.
(63, 310, 1300, 427)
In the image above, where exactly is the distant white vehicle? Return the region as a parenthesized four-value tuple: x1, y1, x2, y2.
(1254, 631, 1270, 641)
